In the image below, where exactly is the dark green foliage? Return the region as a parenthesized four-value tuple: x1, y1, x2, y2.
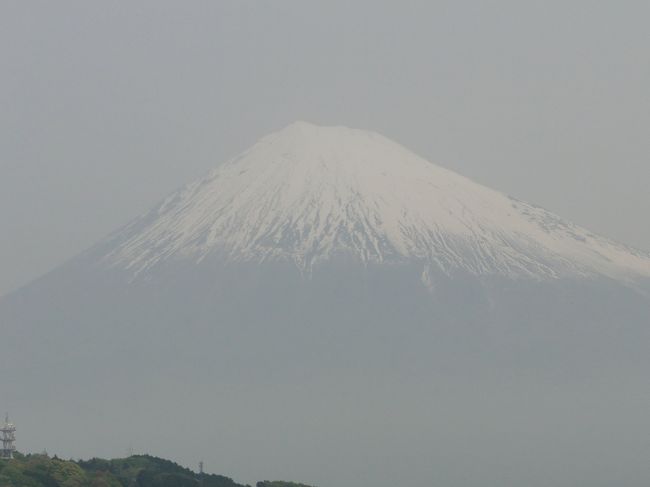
(257, 482, 316, 487)
(0, 454, 313, 487)
(78, 455, 245, 487)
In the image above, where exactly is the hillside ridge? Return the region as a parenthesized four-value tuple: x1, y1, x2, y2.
(0, 453, 315, 487)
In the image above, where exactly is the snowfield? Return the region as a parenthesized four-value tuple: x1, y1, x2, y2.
(100, 121, 650, 284)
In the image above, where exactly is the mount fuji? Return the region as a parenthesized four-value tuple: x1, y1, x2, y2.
(2, 122, 649, 487)
(98, 121, 649, 284)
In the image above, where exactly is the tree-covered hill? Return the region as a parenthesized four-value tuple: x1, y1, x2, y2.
(0, 453, 315, 487)
(256, 482, 315, 487)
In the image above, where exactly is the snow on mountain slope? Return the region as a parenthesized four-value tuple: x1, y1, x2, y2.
(99, 121, 650, 283)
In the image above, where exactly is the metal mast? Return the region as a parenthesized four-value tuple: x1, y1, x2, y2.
(0, 414, 16, 460)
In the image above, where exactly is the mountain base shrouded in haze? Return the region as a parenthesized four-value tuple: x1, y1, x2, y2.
(2, 123, 650, 487)
(0, 453, 314, 487)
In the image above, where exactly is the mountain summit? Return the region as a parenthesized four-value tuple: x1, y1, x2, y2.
(100, 121, 650, 284)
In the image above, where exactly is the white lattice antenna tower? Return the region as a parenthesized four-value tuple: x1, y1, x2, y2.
(1, 414, 16, 460)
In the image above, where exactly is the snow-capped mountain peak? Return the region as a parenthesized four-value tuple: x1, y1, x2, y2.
(101, 122, 650, 283)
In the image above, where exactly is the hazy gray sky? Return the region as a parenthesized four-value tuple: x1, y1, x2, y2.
(2, 0, 649, 297)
